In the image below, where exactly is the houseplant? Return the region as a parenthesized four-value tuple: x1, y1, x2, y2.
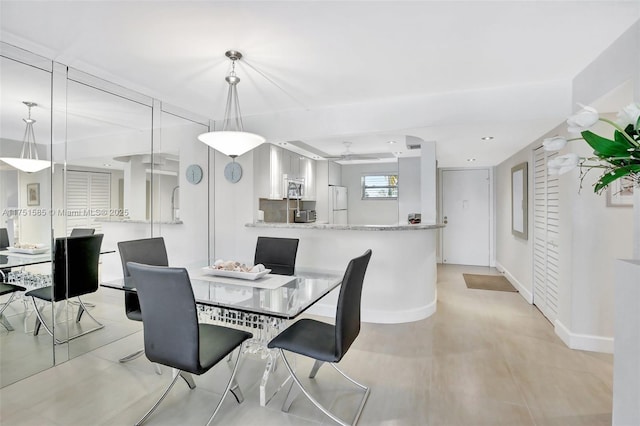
(544, 102, 640, 193)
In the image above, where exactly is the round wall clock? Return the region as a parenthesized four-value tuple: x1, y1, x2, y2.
(224, 161, 242, 183)
(186, 164, 203, 184)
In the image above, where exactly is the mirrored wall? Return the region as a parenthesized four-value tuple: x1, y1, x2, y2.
(0, 42, 211, 386)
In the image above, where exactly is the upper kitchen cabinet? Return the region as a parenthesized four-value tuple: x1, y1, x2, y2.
(254, 143, 283, 199)
(254, 143, 317, 200)
(300, 156, 316, 200)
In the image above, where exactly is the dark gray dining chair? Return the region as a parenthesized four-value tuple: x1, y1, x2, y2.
(24, 234, 104, 344)
(69, 228, 95, 237)
(268, 249, 372, 426)
(0, 228, 11, 279)
(254, 236, 299, 275)
(127, 262, 252, 426)
(0, 282, 26, 331)
(0, 228, 9, 250)
(117, 237, 168, 367)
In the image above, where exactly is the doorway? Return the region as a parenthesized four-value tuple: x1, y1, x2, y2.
(441, 169, 491, 266)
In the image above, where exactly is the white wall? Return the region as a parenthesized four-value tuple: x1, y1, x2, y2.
(341, 162, 399, 225)
(495, 146, 534, 300)
(398, 157, 421, 225)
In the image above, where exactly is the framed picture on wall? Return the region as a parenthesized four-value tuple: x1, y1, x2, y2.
(511, 162, 528, 239)
(607, 176, 634, 207)
(27, 183, 40, 206)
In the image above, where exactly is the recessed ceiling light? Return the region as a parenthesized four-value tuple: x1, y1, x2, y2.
(388, 140, 397, 144)
(467, 158, 476, 162)
(394, 151, 403, 156)
(103, 163, 112, 167)
(481, 136, 494, 141)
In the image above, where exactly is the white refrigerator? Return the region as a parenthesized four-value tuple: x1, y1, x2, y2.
(329, 186, 348, 224)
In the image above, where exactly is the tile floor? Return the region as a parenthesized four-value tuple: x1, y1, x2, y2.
(0, 264, 614, 425)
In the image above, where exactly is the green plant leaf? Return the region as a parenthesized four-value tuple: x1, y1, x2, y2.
(594, 165, 640, 193)
(582, 131, 632, 157)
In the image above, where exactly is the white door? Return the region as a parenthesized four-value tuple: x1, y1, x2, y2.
(441, 169, 490, 266)
(533, 147, 559, 322)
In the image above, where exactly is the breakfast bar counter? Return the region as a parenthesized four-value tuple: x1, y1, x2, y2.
(244, 222, 445, 324)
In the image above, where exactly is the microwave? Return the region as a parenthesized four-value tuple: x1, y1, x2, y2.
(284, 178, 305, 199)
(294, 210, 316, 223)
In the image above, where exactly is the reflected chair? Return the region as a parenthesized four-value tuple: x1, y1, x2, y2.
(24, 234, 104, 344)
(127, 262, 252, 426)
(268, 249, 372, 426)
(0, 228, 11, 278)
(117, 237, 168, 366)
(254, 236, 299, 275)
(70, 228, 95, 237)
(0, 282, 26, 331)
(0, 228, 9, 250)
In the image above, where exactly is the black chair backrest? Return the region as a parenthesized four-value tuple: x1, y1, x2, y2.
(254, 236, 299, 275)
(52, 234, 104, 301)
(0, 228, 9, 250)
(70, 228, 95, 237)
(117, 237, 169, 316)
(127, 262, 200, 373)
(334, 249, 372, 360)
(117, 237, 169, 280)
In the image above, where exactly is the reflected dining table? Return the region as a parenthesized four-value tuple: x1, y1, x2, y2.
(101, 266, 343, 406)
(0, 248, 116, 332)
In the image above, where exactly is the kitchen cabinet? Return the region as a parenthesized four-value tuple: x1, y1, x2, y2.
(254, 143, 316, 200)
(300, 157, 316, 200)
(254, 143, 283, 199)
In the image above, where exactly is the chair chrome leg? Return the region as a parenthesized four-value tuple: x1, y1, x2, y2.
(205, 348, 244, 426)
(229, 377, 244, 403)
(118, 349, 145, 363)
(30, 296, 104, 344)
(179, 371, 196, 389)
(0, 313, 14, 331)
(281, 379, 301, 412)
(0, 292, 17, 331)
(278, 349, 370, 426)
(30, 296, 55, 338)
(135, 369, 182, 426)
(309, 360, 324, 378)
(75, 298, 103, 328)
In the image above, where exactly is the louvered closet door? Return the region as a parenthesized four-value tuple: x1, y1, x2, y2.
(533, 147, 560, 322)
(66, 171, 110, 235)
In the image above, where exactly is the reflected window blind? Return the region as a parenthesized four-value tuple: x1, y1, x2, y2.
(66, 171, 111, 235)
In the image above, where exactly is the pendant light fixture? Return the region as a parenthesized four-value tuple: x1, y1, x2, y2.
(197, 50, 265, 158)
(0, 101, 50, 173)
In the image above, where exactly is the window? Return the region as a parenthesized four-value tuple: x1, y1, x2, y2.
(361, 174, 398, 199)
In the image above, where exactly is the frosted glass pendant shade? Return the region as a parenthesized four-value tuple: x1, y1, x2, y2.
(197, 131, 265, 157)
(0, 157, 50, 173)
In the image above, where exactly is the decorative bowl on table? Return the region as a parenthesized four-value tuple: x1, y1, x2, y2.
(7, 243, 49, 255)
(201, 260, 270, 281)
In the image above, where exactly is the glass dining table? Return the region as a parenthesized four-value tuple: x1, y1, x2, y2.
(101, 266, 344, 406)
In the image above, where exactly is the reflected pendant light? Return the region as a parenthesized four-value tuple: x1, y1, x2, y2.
(0, 101, 50, 173)
(197, 50, 265, 158)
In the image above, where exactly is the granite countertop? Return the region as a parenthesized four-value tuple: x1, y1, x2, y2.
(245, 222, 445, 231)
(96, 218, 184, 225)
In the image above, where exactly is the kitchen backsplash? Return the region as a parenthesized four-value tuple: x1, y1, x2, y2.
(259, 198, 316, 223)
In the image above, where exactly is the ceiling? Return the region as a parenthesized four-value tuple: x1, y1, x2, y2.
(1, 1, 639, 167)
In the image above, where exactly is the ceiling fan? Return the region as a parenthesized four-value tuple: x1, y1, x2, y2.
(323, 142, 383, 161)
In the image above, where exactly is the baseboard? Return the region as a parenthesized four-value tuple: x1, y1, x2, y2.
(495, 261, 533, 304)
(555, 319, 614, 354)
(307, 296, 437, 324)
